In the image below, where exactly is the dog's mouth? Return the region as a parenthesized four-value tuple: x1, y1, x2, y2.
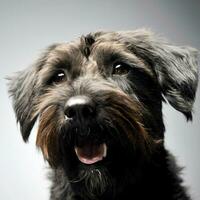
(74, 143, 107, 165)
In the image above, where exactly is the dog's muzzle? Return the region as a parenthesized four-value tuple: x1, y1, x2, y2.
(64, 95, 107, 165)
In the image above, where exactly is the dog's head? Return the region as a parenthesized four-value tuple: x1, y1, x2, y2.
(8, 29, 198, 199)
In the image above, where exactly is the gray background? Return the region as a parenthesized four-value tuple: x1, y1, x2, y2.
(0, 0, 199, 199)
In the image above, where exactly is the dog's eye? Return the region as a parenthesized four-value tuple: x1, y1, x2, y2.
(112, 63, 131, 75)
(49, 70, 66, 84)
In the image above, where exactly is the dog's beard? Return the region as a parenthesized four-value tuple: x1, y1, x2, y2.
(69, 166, 113, 199)
(36, 92, 154, 198)
(58, 114, 114, 198)
(36, 105, 63, 166)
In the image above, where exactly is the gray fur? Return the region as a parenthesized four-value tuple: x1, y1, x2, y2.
(8, 67, 39, 141)
(9, 29, 199, 132)
(116, 29, 199, 119)
(8, 44, 59, 141)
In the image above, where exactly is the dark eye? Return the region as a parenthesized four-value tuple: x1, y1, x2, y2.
(112, 62, 131, 75)
(49, 70, 66, 84)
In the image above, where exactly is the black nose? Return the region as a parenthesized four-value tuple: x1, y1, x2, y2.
(65, 96, 95, 119)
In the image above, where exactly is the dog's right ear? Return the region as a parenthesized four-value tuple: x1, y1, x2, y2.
(8, 67, 39, 142)
(8, 45, 57, 142)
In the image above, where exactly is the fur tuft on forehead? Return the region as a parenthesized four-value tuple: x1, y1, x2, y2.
(80, 34, 96, 59)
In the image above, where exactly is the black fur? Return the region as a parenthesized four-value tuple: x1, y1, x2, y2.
(8, 29, 199, 200)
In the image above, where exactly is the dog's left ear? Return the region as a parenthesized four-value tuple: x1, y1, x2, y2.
(120, 29, 199, 120)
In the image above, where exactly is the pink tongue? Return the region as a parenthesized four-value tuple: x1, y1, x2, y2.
(75, 143, 107, 165)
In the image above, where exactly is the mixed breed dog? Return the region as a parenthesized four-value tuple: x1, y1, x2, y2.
(8, 29, 198, 200)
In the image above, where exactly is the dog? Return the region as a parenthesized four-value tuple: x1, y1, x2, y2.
(8, 29, 198, 200)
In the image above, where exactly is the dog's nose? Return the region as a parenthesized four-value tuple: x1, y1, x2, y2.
(65, 96, 95, 119)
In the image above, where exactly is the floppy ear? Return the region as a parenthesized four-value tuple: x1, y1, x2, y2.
(8, 44, 57, 141)
(8, 67, 39, 141)
(120, 29, 199, 120)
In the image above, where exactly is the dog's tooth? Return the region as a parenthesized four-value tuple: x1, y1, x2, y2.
(103, 143, 107, 158)
(64, 115, 69, 121)
(74, 148, 79, 160)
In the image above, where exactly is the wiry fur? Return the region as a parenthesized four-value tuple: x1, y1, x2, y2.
(8, 29, 199, 200)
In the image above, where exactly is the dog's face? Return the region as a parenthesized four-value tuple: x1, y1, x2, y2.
(8, 29, 198, 199)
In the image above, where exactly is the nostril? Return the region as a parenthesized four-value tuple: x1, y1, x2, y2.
(65, 106, 76, 118)
(82, 105, 95, 117)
